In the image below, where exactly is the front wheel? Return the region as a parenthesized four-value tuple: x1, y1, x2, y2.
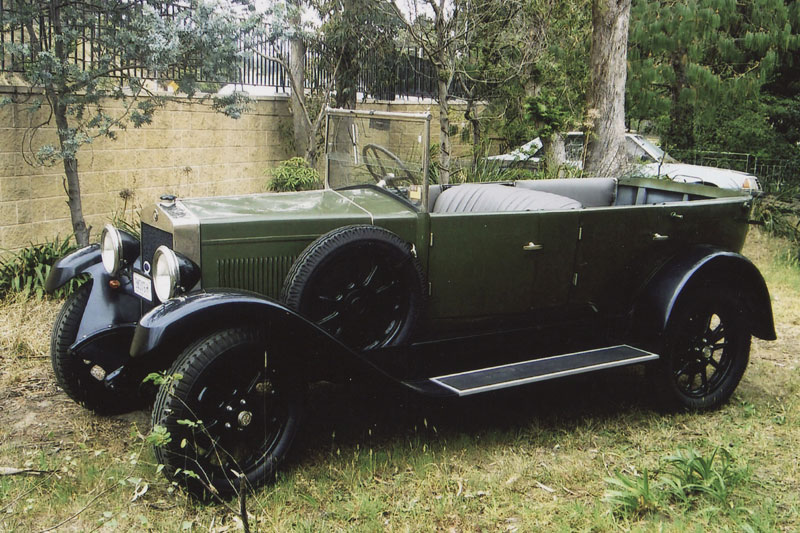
(151, 328, 303, 498)
(51, 281, 143, 415)
(650, 287, 751, 411)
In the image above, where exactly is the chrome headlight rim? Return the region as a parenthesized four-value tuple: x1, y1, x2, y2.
(101, 224, 122, 276)
(153, 245, 180, 302)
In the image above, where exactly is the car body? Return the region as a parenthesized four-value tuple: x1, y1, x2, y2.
(46, 109, 775, 497)
(488, 133, 762, 193)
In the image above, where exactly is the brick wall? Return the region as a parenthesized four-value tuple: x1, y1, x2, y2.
(0, 87, 469, 252)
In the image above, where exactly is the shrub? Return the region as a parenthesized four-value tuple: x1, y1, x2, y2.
(0, 236, 82, 300)
(266, 157, 321, 192)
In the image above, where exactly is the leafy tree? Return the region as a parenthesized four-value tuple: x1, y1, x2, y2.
(391, 0, 537, 183)
(628, 0, 800, 153)
(314, 0, 401, 109)
(1, 0, 261, 246)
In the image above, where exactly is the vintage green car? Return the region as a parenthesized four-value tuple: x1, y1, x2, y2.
(46, 109, 775, 497)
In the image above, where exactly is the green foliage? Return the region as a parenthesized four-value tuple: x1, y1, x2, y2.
(0, 236, 81, 300)
(628, 0, 800, 154)
(661, 447, 743, 504)
(604, 469, 658, 516)
(313, 0, 402, 108)
(146, 425, 172, 447)
(486, 0, 590, 152)
(267, 157, 322, 192)
(604, 447, 746, 518)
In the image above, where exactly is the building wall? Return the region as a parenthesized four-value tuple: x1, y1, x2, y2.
(0, 87, 469, 252)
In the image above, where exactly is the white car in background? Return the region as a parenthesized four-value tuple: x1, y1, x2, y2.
(488, 132, 761, 193)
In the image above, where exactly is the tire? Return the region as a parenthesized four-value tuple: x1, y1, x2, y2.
(282, 225, 426, 350)
(650, 286, 751, 411)
(152, 327, 303, 498)
(50, 281, 141, 415)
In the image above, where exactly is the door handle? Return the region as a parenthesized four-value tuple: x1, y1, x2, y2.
(652, 233, 669, 241)
(523, 242, 544, 251)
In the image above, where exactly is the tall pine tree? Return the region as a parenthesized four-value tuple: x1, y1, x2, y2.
(627, 0, 800, 152)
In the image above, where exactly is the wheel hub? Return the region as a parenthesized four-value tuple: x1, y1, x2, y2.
(238, 411, 253, 427)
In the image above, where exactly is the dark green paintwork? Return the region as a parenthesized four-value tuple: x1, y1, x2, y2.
(175, 177, 750, 320)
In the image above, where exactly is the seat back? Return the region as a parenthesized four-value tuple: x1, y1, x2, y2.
(514, 177, 617, 207)
(432, 183, 582, 213)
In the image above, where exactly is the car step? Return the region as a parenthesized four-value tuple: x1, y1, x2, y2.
(429, 345, 659, 396)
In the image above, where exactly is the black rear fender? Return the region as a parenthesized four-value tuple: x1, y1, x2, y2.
(129, 290, 385, 384)
(633, 245, 776, 342)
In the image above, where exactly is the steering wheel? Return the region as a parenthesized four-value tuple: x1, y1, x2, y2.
(361, 144, 418, 188)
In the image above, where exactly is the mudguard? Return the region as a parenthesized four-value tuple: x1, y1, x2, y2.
(45, 244, 102, 292)
(46, 244, 142, 342)
(128, 290, 395, 386)
(633, 245, 776, 341)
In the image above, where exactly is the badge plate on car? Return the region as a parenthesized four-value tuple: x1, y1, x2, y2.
(133, 272, 152, 301)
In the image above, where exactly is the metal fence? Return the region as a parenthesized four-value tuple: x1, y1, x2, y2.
(0, 2, 446, 100)
(673, 150, 800, 192)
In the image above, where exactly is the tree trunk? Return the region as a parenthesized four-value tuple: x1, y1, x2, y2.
(464, 95, 481, 171)
(289, 25, 308, 157)
(52, 93, 90, 246)
(584, 0, 631, 177)
(437, 73, 452, 184)
(542, 133, 566, 176)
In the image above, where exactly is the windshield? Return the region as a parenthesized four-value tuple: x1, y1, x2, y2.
(325, 110, 431, 210)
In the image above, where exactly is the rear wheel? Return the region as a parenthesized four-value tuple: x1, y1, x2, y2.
(152, 327, 303, 498)
(650, 287, 751, 411)
(51, 281, 141, 415)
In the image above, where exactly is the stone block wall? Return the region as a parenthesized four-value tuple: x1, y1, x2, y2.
(0, 88, 293, 251)
(0, 87, 471, 252)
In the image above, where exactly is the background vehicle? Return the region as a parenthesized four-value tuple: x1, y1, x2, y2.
(46, 109, 774, 497)
(488, 133, 761, 192)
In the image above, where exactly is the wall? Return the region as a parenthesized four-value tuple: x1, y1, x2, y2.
(0, 88, 293, 251)
(0, 87, 469, 252)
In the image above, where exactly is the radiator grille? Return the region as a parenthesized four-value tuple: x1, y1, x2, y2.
(140, 223, 173, 272)
(217, 256, 296, 299)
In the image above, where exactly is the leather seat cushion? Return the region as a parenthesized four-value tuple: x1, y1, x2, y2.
(433, 184, 582, 213)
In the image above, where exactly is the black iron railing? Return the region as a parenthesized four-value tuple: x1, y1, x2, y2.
(0, 2, 454, 100)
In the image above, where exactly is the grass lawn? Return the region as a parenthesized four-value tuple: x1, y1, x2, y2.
(1, 229, 798, 532)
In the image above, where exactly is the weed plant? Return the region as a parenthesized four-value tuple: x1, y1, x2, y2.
(605, 446, 746, 517)
(267, 158, 321, 192)
(0, 236, 82, 299)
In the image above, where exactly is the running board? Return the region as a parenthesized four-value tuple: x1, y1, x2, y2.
(429, 345, 658, 397)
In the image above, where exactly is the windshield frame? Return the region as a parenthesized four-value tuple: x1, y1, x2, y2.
(324, 108, 432, 212)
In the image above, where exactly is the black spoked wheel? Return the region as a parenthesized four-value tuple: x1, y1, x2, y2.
(51, 281, 144, 415)
(283, 225, 425, 351)
(652, 287, 751, 411)
(152, 328, 302, 498)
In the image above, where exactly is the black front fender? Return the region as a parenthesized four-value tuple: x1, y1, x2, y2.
(634, 245, 776, 341)
(45, 244, 102, 292)
(129, 290, 391, 385)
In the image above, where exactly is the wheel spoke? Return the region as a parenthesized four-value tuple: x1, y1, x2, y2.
(361, 264, 379, 287)
(709, 323, 725, 343)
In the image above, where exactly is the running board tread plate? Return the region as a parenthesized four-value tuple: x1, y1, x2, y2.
(429, 345, 658, 396)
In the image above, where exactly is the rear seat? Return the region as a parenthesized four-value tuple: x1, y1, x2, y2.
(432, 183, 582, 213)
(514, 177, 617, 207)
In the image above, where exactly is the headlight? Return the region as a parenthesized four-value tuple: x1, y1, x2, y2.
(101, 224, 122, 275)
(153, 246, 180, 302)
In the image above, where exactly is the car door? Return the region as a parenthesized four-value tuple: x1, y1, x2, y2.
(571, 204, 677, 316)
(426, 210, 580, 319)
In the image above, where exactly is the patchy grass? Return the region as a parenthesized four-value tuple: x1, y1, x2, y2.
(1, 229, 799, 532)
